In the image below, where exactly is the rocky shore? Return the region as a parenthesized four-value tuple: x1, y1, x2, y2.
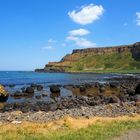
(0, 102, 140, 123)
(0, 75, 140, 123)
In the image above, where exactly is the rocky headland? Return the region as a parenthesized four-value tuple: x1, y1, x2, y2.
(35, 42, 140, 73)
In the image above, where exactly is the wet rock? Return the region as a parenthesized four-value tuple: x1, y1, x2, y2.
(42, 92, 48, 97)
(50, 85, 60, 93)
(37, 85, 43, 91)
(12, 91, 23, 97)
(9, 84, 15, 88)
(21, 87, 26, 93)
(110, 83, 119, 88)
(31, 83, 37, 88)
(35, 95, 41, 99)
(25, 87, 34, 94)
(135, 84, 140, 95)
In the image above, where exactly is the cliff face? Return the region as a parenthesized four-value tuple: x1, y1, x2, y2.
(35, 42, 140, 73)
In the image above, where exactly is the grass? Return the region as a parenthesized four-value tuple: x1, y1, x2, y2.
(0, 115, 140, 140)
(67, 52, 140, 73)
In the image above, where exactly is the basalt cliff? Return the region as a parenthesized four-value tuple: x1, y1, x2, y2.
(35, 42, 140, 73)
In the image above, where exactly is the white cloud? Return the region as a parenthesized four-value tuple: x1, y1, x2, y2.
(69, 28, 90, 36)
(136, 12, 140, 26)
(68, 4, 104, 25)
(42, 46, 53, 50)
(67, 36, 96, 48)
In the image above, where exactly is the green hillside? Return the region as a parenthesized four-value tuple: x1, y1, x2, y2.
(68, 52, 140, 73)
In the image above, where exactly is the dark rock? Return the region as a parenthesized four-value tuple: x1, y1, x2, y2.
(37, 85, 43, 91)
(109, 96, 121, 104)
(99, 87, 106, 93)
(126, 89, 135, 96)
(12, 91, 23, 97)
(21, 87, 26, 93)
(42, 92, 48, 97)
(135, 84, 140, 95)
(31, 83, 37, 88)
(35, 95, 41, 99)
(0, 94, 8, 102)
(131, 95, 140, 102)
(9, 84, 15, 88)
(79, 86, 86, 92)
(50, 85, 60, 93)
(110, 83, 119, 88)
(25, 87, 34, 94)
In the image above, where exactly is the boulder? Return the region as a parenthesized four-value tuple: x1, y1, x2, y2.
(0, 85, 9, 102)
(37, 85, 44, 91)
(30, 83, 37, 88)
(110, 83, 119, 88)
(25, 87, 34, 94)
(135, 84, 140, 94)
(21, 87, 26, 93)
(79, 86, 86, 92)
(50, 85, 60, 93)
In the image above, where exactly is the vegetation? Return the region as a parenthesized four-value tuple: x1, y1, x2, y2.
(68, 52, 140, 73)
(0, 116, 140, 140)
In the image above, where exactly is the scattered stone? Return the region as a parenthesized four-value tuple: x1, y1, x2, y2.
(79, 86, 86, 92)
(25, 87, 34, 94)
(42, 92, 48, 97)
(11, 121, 22, 124)
(50, 85, 60, 93)
(109, 96, 121, 104)
(37, 85, 43, 91)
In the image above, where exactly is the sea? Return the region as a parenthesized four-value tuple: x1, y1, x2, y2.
(0, 71, 133, 86)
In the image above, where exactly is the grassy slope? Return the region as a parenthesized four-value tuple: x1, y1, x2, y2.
(1, 116, 140, 140)
(68, 52, 140, 73)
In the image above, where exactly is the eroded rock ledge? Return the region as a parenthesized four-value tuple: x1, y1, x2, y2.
(35, 42, 140, 72)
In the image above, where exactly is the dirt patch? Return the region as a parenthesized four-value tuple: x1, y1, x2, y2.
(113, 129, 140, 140)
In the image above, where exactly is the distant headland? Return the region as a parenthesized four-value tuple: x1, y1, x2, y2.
(35, 42, 140, 73)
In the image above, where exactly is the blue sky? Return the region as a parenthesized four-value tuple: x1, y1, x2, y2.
(0, 0, 140, 70)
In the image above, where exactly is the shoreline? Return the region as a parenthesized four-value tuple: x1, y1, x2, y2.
(0, 102, 140, 123)
(0, 75, 140, 123)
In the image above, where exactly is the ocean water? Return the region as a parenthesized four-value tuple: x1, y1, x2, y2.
(0, 71, 125, 86)
(0, 71, 139, 103)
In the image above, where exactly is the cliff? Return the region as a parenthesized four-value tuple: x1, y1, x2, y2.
(35, 42, 140, 73)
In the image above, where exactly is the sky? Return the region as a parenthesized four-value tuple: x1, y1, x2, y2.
(0, 0, 140, 71)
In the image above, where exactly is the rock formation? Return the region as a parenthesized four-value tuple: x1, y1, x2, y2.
(35, 42, 140, 72)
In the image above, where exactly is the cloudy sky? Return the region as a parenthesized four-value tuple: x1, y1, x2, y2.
(0, 0, 140, 70)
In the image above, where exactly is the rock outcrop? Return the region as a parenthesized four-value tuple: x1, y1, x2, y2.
(35, 42, 140, 72)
